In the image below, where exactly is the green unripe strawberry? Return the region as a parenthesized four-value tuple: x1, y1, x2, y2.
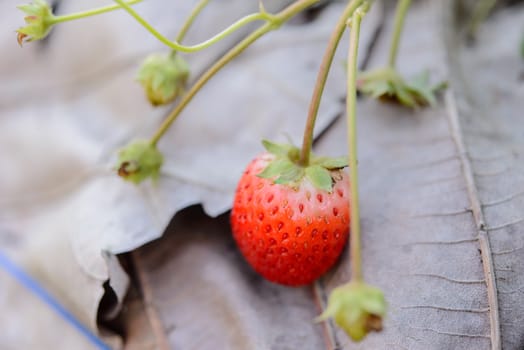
(116, 140, 163, 184)
(136, 53, 189, 106)
(317, 281, 386, 341)
(16, 0, 55, 45)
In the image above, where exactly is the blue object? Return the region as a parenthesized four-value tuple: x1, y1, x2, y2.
(0, 251, 112, 350)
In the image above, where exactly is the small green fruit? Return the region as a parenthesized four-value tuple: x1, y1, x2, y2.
(136, 53, 190, 106)
(116, 140, 163, 184)
(16, 0, 55, 45)
(357, 67, 446, 108)
(317, 281, 387, 341)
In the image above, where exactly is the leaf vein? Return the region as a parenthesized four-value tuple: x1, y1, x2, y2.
(410, 326, 491, 339)
(411, 208, 471, 218)
(482, 189, 524, 207)
(407, 273, 485, 285)
(487, 217, 524, 232)
(401, 305, 489, 313)
(403, 237, 478, 247)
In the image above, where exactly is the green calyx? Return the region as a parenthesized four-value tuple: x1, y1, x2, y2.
(357, 67, 447, 108)
(317, 281, 387, 342)
(16, 0, 55, 45)
(136, 53, 190, 106)
(257, 140, 347, 192)
(116, 140, 163, 184)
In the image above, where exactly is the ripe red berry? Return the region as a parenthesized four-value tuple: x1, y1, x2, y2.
(231, 150, 350, 286)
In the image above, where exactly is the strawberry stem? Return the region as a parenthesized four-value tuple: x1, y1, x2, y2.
(298, 0, 364, 167)
(150, 0, 321, 146)
(467, 0, 496, 37)
(48, 0, 142, 24)
(387, 0, 411, 68)
(176, 0, 209, 44)
(114, 0, 280, 54)
(169, 0, 209, 60)
(346, 2, 369, 282)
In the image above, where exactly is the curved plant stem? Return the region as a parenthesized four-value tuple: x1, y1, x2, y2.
(346, 2, 369, 282)
(298, 0, 363, 167)
(49, 0, 142, 24)
(176, 0, 210, 43)
(170, 0, 210, 59)
(387, 0, 411, 68)
(468, 0, 496, 36)
(114, 0, 278, 53)
(150, 0, 320, 146)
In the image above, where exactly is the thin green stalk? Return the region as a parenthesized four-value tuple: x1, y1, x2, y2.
(49, 0, 142, 24)
(114, 0, 278, 53)
(150, 0, 320, 146)
(347, 2, 369, 282)
(298, 0, 363, 166)
(387, 0, 411, 68)
(468, 0, 496, 36)
(176, 0, 210, 43)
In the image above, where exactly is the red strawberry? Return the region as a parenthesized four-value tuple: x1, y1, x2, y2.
(231, 141, 350, 286)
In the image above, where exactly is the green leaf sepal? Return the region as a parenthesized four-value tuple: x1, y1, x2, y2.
(257, 140, 348, 192)
(316, 281, 387, 342)
(357, 67, 447, 108)
(116, 140, 163, 184)
(136, 53, 190, 106)
(16, 0, 55, 45)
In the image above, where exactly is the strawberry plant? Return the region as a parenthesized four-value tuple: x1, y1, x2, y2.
(14, 0, 449, 344)
(356, 0, 446, 107)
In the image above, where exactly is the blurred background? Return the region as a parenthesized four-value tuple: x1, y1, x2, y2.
(1, 0, 523, 349)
